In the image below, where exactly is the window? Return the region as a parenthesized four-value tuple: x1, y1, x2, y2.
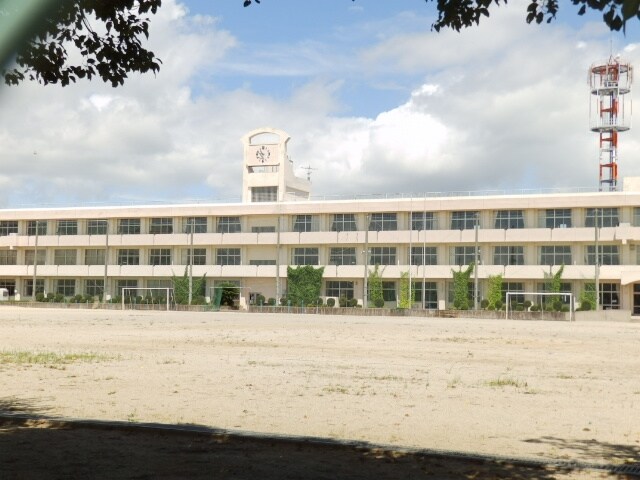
(411, 212, 436, 230)
(600, 283, 620, 309)
(216, 248, 241, 266)
(181, 248, 206, 265)
(183, 217, 207, 233)
(25, 250, 46, 265)
(494, 210, 524, 229)
(585, 208, 619, 227)
(586, 245, 620, 265)
(251, 186, 278, 202)
(54, 249, 77, 265)
(0, 221, 18, 236)
(149, 217, 173, 234)
(24, 279, 44, 296)
(57, 220, 78, 235)
(249, 259, 276, 265)
(291, 248, 319, 265)
(452, 246, 479, 266)
(493, 246, 524, 266)
(329, 247, 357, 265)
(451, 211, 478, 230)
(502, 282, 524, 304)
(382, 282, 396, 301)
(27, 221, 47, 236)
(147, 280, 173, 298)
(634, 208, 640, 227)
(326, 281, 354, 299)
(85, 279, 104, 296)
(217, 216, 241, 233)
(369, 213, 397, 231)
(85, 249, 105, 266)
(537, 282, 572, 304)
(413, 281, 438, 309)
(369, 247, 396, 265)
(0, 250, 17, 265)
(149, 248, 171, 266)
(331, 214, 357, 232)
(540, 246, 572, 265)
(118, 218, 141, 235)
(56, 279, 76, 296)
(252, 226, 276, 233)
(410, 247, 437, 265)
(545, 209, 572, 228)
(293, 215, 317, 232)
(117, 249, 140, 265)
(87, 220, 108, 235)
(117, 279, 138, 297)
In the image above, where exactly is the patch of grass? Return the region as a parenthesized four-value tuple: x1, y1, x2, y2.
(0, 350, 113, 365)
(323, 385, 349, 394)
(486, 377, 527, 388)
(447, 375, 462, 389)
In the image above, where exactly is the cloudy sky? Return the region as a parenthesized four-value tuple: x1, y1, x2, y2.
(1, 0, 639, 206)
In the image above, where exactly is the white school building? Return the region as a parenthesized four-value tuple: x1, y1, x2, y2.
(1, 127, 640, 315)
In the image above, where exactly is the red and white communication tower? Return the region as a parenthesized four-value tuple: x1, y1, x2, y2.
(589, 56, 633, 191)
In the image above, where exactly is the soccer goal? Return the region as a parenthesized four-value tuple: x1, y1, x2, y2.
(505, 291, 574, 322)
(121, 287, 174, 311)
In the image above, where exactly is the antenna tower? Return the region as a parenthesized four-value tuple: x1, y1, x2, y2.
(300, 165, 317, 182)
(589, 56, 633, 191)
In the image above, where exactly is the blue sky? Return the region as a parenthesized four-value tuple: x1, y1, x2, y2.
(0, 0, 639, 206)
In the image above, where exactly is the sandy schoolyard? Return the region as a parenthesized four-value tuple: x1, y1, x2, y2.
(0, 307, 639, 478)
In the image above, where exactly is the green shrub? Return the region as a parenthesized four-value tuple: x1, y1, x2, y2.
(530, 304, 540, 312)
(112, 295, 122, 304)
(348, 298, 359, 308)
(326, 297, 336, 307)
(480, 299, 489, 309)
(192, 295, 206, 305)
(515, 304, 524, 312)
(487, 304, 495, 311)
(523, 300, 532, 309)
(72, 294, 83, 303)
(35, 292, 45, 302)
(83, 294, 95, 303)
(54, 293, 65, 303)
(374, 298, 384, 308)
(280, 297, 288, 306)
(561, 305, 570, 312)
(316, 297, 323, 306)
(339, 296, 348, 307)
(256, 294, 266, 305)
(553, 300, 563, 312)
(46, 292, 54, 301)
(267, 297, 276, 306)
(495, 300, 503, 310)
(580, 299, 592, 311)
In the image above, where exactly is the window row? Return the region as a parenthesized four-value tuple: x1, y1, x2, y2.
(0, 244, 626, 267)
(2, 206, 636, 237)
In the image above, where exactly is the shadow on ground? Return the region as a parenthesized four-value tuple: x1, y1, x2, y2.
(524, 436, 640, 465)
(0, 397, 634, 480)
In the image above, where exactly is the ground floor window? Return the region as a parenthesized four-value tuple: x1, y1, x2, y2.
(24, 279, 44, 296)
(0, 279, 16, 296)
(117, 280, 138, 297)
(502, 282, 524, 304)
(325, 281, 354, 299)
(413, 281, 438, 309)
(56, 279, 76, 296)
(600, 283, 619, 310)
(147, 280, 173, 298)
(537, 282, 572, 305)
(382, 281, 396, 302)
(85, 279, 104, 296)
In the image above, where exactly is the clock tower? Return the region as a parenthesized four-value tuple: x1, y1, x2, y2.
(241, 127, 311, 203)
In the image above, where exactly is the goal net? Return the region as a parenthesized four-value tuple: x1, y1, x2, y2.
(121, 287, 174, 311)
(505, 291, 574, 322)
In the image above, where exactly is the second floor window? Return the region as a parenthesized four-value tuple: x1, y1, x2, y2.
(293, 215, 317, 232)
(291, 248, 319, 265)
(182, 248, 207, 265)
(117, 249, 140, 266)
(493, 246, 524, 266)
(54, 249, 77, 265)
(329, 247, 357, 265)
(369, 213, 397, 231)
(57, 220, 78, 235)
(452, 246, 479, 266)
(149, 248, 172, 266)
(586, 245, 620, 265)
(540, 246, 572, 265)
(118, 219, 141, 235)
(184, 217, 207, 233)
(0, 250, 17, 265)
(216, 248, 241, 266)
(149, 217, 173, 234)
(369, 247, 396, 265)
(217, 217, 241, 233)
(85, 249, 105, 266)
(331, 214, 357, 232)
(25, 250, 46, 265)
(410, 247, 437, 265)
(494, 210, 524, 229)
(411, 212, 436, 230)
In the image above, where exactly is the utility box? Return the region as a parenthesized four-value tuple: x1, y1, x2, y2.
(0, 288, 9, 301)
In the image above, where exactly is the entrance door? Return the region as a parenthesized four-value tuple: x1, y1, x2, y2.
(633, 284, 640, 315)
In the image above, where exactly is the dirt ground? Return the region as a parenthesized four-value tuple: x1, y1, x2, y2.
(0, 307, 639, 478)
